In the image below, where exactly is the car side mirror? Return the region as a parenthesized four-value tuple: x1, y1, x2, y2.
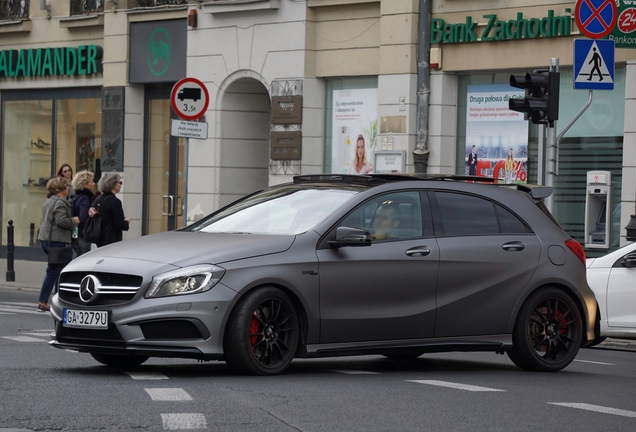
(329, 226, 372, 248)
(623, 252, 636, 268)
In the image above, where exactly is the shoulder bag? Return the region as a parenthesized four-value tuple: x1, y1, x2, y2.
(83, 195, 103, 244)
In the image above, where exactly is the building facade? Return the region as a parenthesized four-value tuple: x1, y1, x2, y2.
(0, 0, 634, 259)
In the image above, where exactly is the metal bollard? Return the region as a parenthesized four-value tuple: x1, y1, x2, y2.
(6, 220, 15, 282)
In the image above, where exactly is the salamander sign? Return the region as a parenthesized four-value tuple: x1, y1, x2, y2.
(431, 9, 572, 44)
(0, 45, 102, 78)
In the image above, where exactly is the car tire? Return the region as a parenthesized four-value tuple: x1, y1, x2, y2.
(224, 287, 299, 376)
(90, 353, 148, 368)
(507, 287, 582, 372)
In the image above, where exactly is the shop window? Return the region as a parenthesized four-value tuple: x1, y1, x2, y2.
(456, 67, 625, 254)
(1, 92, 101, 250)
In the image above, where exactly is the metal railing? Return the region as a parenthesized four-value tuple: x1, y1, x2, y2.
(136, 0, 189, 6)
(0, 0, 29, 20)
(70, 0, 105, 15)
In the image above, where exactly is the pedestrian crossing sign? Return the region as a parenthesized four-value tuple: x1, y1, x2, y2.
(573, 39, 615, 90)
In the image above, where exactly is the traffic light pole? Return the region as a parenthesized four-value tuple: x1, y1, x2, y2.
(544, 58, 559, 213)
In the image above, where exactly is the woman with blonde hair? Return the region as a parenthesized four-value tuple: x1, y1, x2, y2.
(71, 170, 96, 256)
(347, 134, 374, 175)
(36, 177, 79, 312)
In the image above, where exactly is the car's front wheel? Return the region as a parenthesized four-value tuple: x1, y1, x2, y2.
(224, 287, 300, 375)
(90, 353, 148, 368)
(507, 287, 582, 372)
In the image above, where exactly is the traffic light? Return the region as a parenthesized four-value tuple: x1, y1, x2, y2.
(508, 71, 560, 125)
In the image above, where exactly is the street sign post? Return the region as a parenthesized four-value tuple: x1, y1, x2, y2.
(573, 39, 615, 90)
(575, 0, 618, 39)
(170, 77, 210, 121)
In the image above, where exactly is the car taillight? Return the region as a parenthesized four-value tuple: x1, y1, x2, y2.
(565, 239, 586, 264)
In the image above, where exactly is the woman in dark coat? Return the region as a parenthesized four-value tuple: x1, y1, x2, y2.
(71, 170, 95, 256)
(92, 172, 130, 247)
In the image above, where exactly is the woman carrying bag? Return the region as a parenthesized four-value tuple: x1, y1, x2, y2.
(36, 177, 79, 312)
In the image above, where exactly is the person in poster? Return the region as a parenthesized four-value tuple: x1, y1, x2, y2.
(467, 145, 478, 175)
(504, 148, 516, 183)
(347, 134, 374, 174)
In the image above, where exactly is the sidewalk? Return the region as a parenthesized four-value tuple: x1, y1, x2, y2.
(0, 258, 47, 292)
(1, 257, 635, 352)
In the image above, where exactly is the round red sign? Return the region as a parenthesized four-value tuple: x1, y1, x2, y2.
(170, 77, 210, 121)
(618, 8, 636, 34)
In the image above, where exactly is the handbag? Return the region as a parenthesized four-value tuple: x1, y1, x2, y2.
(83, 196, 103, 244)
(46, 198, 73, 265)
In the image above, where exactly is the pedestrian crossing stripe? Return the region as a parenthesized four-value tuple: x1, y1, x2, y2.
(575, 41, 613, 84)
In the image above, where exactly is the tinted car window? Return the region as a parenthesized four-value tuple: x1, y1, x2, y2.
(340, 191, 423, 240)
(434, 192, 498, 236)
(496, 204, 531, 233)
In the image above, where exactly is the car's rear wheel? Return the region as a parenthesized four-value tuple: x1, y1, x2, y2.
(90, 353, 148, 368)
(507, 287, 582, 372)
(224, 287, 299, 375)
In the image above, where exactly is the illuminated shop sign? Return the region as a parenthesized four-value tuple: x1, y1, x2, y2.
(431, 9, 572, 44)
(0, 45, 103, 78)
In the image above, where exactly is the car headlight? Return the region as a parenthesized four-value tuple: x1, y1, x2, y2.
(145, 264, 225, 298)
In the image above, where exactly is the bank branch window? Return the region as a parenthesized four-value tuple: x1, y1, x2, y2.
(1, 89, 101, 249)
(456, 66, 624, 253)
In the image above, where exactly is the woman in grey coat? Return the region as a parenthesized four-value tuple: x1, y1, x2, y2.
(36, 177, 79, 312)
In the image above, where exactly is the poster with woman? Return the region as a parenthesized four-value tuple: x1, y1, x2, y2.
(465, 84, 529, 184)
(331, 88, 378, 174)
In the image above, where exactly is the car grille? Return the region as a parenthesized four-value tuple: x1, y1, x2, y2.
(58, 272, 144, 306)
(140, 320, 203, 340)
(56, 322, 125, 346)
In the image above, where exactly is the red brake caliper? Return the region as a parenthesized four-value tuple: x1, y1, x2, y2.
(556, 309, 567, 334)
(250, 311, 260, 346)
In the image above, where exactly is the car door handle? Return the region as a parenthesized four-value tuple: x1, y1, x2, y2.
(502, 241, 526, 251)
(406, 246, 431, 257)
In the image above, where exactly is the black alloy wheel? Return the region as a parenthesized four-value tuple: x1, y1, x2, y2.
(224, 287, 299, 375)
(508, 287, 582, 372)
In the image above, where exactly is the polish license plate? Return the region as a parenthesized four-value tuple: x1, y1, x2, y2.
(63, 309, 109, 330)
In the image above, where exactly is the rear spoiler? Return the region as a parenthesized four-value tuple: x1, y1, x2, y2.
(502, 184, 553, 199)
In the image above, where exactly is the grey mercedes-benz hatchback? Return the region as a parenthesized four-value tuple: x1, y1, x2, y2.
(49, 174, 597, 375)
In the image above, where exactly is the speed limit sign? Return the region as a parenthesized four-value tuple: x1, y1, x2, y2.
(171, 77, 210, 121)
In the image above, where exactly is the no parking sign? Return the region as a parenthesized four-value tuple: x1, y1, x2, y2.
(575, 0, 618, 39)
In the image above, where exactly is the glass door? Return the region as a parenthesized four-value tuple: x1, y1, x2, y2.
(145, 87, 185, 234)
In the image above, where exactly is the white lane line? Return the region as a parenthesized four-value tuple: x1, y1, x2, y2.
(2, 336, 47, 343)
(0, 307, 43, 315)
(407, 380, 505, 392)
(127, 372, 169, 380)
(146, 388, 192, 401)
(549, 403, 636, 418)
(161, 413, 207, 430)
(330, 370, 380, 375)
(574, 359, 616, 366)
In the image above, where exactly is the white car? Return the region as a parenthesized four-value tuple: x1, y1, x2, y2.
(586, 242, 636, 343)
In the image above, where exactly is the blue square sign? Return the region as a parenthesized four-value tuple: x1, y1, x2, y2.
(573, 39, 615, 90)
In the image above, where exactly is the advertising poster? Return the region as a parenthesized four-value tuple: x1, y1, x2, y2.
(466, 84, 529, 184)
(332, 88, 378, 174)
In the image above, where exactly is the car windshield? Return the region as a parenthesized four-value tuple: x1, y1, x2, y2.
(190, 186, 359, 235)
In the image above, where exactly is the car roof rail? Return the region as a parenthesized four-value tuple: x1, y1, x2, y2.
(293, 173, 498, 185)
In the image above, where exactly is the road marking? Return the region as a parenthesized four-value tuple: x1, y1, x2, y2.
(407, 380, 505, 392)
(146, 388, 193, 401)
(161, 413, 207, 430)
(330, 370, 380, 375)
(2, 336, 47, 343)
(549, 403, 636, 418)
(574, 359, 615, 366)
(0, 306, 43, 315)
(127, 372, 169, 380)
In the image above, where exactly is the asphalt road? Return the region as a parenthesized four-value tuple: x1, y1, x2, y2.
(1, 288, 635, 432)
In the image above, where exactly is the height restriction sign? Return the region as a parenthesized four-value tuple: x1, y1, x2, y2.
(575, 0, 618, 39)
(170, 77, 209, 121)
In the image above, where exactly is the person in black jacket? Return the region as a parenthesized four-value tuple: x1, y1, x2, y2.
(71, 170, 95, 256)
(93, 172, 130, 247)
